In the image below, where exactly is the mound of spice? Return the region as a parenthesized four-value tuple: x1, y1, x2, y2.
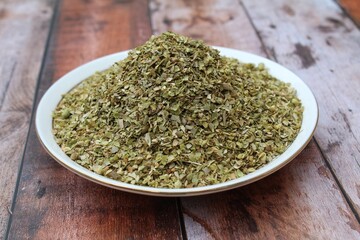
(53, 32, 303, 188)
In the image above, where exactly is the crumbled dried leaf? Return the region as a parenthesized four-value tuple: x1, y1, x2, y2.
(53, 32, 303, 188)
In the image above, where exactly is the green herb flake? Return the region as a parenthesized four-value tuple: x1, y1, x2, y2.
(52, 32, 303, 188)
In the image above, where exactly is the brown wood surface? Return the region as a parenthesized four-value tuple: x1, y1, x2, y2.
(182, 142, 360, 239)
(242, 0, 360, 217)
(2, 0, 360, 239)
(150, 0, 263, 55)
(339, 0, 360, 25)
(150, 0, 360, 238)
(6, 0, 182, 239)
(0, 0, 55, 237)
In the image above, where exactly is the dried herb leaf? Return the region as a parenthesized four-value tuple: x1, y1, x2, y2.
(53, 32, 303, 188)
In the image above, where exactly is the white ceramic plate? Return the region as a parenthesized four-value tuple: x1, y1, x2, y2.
(36, 47, 318, 197)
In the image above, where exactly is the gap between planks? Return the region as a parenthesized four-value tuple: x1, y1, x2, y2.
(241, 0, 360, 218)
(314, 138, 360, 222)
(0, 0, 57, 238)
(149, 0, 360, 238)
(6, 0, 183, 239)
(3, 1, 60, 239)
(241, 0, 360, 223)
(336, 0, 360, 26)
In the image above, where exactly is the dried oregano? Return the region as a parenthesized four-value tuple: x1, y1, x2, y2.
(52, 32, 303, 188)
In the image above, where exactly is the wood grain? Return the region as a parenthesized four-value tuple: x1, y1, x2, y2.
(182, 142, 360, 239)
(5, 0, 360, 239)
(0, 113, 29, 237)
(242, 0, 360, 216)
(0, 0, 54, 112)
(339, 0, 360, 25)
(0, 0, 55, 237)
(150, 0, 360, 238)
(149, 0, 263, 55)
(7, 0, 182, 239)
(52, 0, 152, 81)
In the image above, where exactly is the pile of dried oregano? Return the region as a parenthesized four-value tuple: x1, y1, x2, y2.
(53, 32, 303, 188)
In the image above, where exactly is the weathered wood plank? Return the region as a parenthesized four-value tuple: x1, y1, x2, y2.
(0, 0, 54, 112)
(338, 0, 360, 25)
(0, 0, 56, 237)
(8, 0, 183, 239)
(242, 0, 360, 216)
(0, 113, 29, 237)
(150, 0, 360, 238)
(149, 0, 263, 55)
(182, 142, 360, 239)
(52, 0, 152, 81)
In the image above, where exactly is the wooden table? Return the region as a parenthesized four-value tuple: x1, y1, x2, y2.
(1, 0, 360, 239)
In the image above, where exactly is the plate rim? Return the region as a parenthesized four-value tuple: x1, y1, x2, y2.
(35, 46, 319, 197)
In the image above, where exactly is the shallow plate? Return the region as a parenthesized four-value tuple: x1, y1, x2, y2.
(36, 47, 318, 197)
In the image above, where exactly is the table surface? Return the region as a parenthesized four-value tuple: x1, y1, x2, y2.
(1, 0, 360, 239)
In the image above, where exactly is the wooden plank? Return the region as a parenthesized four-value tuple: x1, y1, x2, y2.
(338, 0, 360, 25)
(52, 0, 152, 81)
(149, 0, 263, 55)
(242, 0, 360, 216)
(7, 0, 183, 239)
(150, 0, 360, 238)
(0, 0, 54, 112)
(0, 0, 56, 237)
(182, 142, 360, 239)
(0, 113, 29, 237)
